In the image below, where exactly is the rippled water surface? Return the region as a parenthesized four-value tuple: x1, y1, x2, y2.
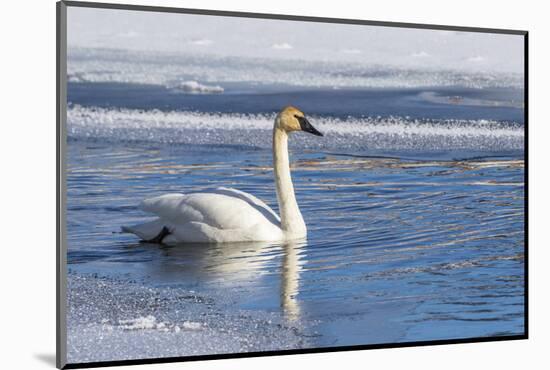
(67, 140, 525, 361)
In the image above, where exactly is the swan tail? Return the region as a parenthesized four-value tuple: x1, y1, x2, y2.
(143, 226, 171, 244)
(121, 218, 168, 241)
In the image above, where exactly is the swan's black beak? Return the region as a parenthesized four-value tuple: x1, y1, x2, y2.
(297, 116, 323, 136)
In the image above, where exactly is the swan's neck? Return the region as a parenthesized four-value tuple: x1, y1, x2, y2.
(273, 125, 306, 237)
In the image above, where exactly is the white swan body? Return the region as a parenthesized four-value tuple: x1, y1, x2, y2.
(124, 188, 283, 243)
(122, 106, 323, 244)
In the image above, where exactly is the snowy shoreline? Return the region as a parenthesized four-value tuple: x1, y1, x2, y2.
(67, 274, 311, 363)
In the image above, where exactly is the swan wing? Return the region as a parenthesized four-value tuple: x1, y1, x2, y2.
(210, 187, 280, 224)
(139, 189, 280, 230)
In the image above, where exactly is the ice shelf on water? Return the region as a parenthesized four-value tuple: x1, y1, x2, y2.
(67, 274, 313, 364)
(67, 48, 524, 90)
(166, 80, 224, 94)
(67, 105, 524, 152)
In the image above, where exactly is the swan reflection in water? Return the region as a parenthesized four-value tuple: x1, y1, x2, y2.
(134, 239, 306, 321)
(280, 241, 302, 320)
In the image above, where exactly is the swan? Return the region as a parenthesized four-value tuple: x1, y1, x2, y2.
(122, 106, 323, 244)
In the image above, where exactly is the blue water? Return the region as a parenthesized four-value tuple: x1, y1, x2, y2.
(65, 60, 525, 363)
(68, 82, 524, 123)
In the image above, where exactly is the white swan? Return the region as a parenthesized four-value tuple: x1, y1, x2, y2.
(122, 106, 323, 244)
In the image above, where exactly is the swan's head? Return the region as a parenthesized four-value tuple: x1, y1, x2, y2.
(276, 106, 323, 136)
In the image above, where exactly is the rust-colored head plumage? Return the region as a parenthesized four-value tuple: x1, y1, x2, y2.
(275, 106, 323, 136)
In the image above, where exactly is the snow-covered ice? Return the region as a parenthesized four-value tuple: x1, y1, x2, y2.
(67, 274, 311, 363)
